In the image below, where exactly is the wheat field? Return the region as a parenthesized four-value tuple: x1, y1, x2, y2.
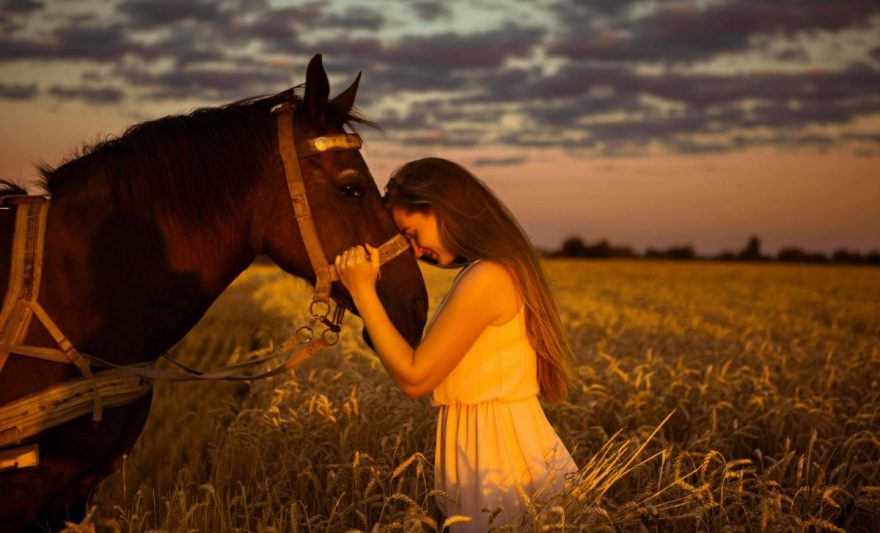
(67, 260, 879, 532)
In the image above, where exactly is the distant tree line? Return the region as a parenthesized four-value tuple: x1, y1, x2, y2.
(548, 235, 880, 265)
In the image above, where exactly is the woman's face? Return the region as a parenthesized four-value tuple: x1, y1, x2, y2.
(391, 206, 457, 266)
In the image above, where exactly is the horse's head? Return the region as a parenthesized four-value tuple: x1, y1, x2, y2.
(257, 55, 427, 348)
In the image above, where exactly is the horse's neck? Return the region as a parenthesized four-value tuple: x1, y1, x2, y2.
(37, 189, 255, 364)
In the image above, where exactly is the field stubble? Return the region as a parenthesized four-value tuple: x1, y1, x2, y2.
(71, 260, 879, 532)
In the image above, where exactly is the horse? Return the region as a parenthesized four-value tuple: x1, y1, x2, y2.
(0, 54, 428, 531)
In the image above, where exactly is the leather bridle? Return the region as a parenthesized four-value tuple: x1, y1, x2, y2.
(260, 100, 410, 339)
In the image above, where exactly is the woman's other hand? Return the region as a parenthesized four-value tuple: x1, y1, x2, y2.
(336, 243, 381, 297)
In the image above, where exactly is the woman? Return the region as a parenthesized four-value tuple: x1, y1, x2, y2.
(336, 158, 577, 531)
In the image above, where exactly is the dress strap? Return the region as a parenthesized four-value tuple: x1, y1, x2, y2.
(451, 259, 481, 287)
(425, 260, 482, 332)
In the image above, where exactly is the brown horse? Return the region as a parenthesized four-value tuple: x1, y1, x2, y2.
(0, 55, 428, 531)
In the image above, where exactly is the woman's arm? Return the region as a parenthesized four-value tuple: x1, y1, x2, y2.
(336, 245, 514, 398)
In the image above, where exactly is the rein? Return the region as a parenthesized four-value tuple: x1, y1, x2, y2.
(0, 98, 409, 455)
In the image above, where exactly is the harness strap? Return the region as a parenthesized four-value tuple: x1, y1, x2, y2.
(76, 333, 331, 382)
(274, 102, 334, 304)
(0, 198, 49, 374)
(0, 344, 70, 364)
(30, 301, 103, 422)
(0, 369, 151, 449)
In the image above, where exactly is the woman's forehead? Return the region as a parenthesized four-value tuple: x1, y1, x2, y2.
(391, 206, 432, 229)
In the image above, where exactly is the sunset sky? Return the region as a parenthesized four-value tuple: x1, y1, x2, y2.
(1, 0, 878, 254)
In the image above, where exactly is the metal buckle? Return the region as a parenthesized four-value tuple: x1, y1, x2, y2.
(303, 134, 363, 156)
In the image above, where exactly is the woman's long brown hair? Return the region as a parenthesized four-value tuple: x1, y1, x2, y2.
(384, 158, 574, 402)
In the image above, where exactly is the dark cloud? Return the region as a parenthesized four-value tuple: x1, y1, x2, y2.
(549, 0, 880, 63)
(642, 64, 880, 110)
(502, 63, 880, 152)
(117, 0, 221, 29)
(498, 63, 637, 102)
(523, 93, 642, 127)
(54, 23, 145, 59)
(47, 85, 124, 104)
(731, 132, 837, 151)
(243, 4, 383, 54)
(496, 132, 596, 149)
(842, 132, 880, 143)
(547, 0, 632, 29)
(306, 37, 382, 64)
(584, 110, 730, 145)
(0, 81, 38, 100)
(0, 0, 876, 157)
(146, 33, 232, 66)
(323, 6, 384, 30)
(118, 64, 288, 100)
(0, 23, 147, 61)
(472, 156, 528, 166)
(398, 130, 482, 147)
(372, 102, 501, 132)
(244, 5, 321, 45)
(1, 0, 43, 14)
(669, 139, 732, 155)
(410, 0, 452, 21)
(381, 25, 544, 69)
(371, 109, 429, 131)
(366, 64, 468, 95)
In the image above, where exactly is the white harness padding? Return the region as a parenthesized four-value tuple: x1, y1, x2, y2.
(0, 196, 50, 374)
(0, 196, 152, 471)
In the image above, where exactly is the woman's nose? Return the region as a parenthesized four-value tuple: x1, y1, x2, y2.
(407, 238, 423, 257)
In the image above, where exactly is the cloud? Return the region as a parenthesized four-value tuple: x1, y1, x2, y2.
(117, 63, 288, 100)
(1, 0, 43, 14)
(410, 0, 452, 22)
(47, 85, 124, 104)
(117, 0, 222, 30)
(0, 0, 877, 157)
(0, 23, 147, 61)
(472, 156, 528, 166)
(548, 0, 880, 63)
(323, 6, 384, 31)
(0, 81, 38, 100)
(380, 24, 544, 69)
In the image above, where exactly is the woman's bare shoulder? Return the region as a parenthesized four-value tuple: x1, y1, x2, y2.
(455, 260, 521, 324)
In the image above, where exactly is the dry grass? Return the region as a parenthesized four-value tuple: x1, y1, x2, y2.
(67, 260, 879, 532)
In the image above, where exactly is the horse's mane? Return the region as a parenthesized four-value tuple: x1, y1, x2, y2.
(0, 179, 27, 196)
(38, 88, 375, 227)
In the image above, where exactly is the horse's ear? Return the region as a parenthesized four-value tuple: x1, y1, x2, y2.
(304, 54, 330, 122)
(329, 72, 361, 117)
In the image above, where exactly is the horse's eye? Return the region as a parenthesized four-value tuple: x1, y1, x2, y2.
(339, 183, 363, 199)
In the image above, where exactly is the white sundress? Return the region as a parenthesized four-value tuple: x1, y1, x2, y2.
(429, 261, 578, 532)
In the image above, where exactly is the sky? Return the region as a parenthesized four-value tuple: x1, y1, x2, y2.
(1, 0, 878, 255)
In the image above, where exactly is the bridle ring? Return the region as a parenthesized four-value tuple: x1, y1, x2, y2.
(309, 300, 331, 319)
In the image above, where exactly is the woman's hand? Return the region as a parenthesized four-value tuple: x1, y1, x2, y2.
(335, 243, 381, 298)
